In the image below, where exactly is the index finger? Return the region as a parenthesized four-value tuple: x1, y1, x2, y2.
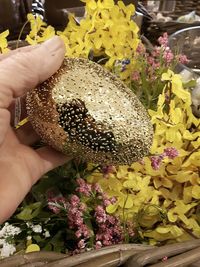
(0, 36, 65, 109)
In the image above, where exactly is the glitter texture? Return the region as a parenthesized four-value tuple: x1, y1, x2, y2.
(26, 58, 153, 165)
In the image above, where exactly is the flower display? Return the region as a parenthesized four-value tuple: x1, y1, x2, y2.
(59, 0, 139, 77)
(25, 13, 55, 45)
(129, 32, 191, 110)
(0, 0, 200, 258)
(25, 0, 140, 82)
(88, 70, 200, 245)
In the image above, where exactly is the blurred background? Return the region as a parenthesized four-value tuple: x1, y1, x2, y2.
(0, 0, 200, 45)
(0, 0, 138, 39)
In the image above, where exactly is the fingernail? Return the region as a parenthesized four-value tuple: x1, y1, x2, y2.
(41, 36, 65, 54)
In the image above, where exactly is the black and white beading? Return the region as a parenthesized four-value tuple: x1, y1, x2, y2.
(32, 0, 45, 20)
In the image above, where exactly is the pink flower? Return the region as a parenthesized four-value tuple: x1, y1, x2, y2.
(102, 193, 117, 207)
(110, 196, 117, 204)
(77, 239, 86, 249)
(47, 203, 60, 214)
(136, 43, 146, 54)
(70, 207, 79, 215)
(163, 48, 174, 64)
(127, 221, 135, 238)
(76, 178, 92, 196)
(150, 155, 164, 170)
(70, 195, 80, 207)
(92, 183, 102, 194)
(158, 32, 169, 47)
(103, 198, 111, 207)
(132, 71, 140, 81)
(177, 54, 189, 64)
(79, 202, 87, 212)
(153, 62, 160, 69)
(164, 147, 179, 159)
(75, 230, 82, 238)
(101, 165, 115, 177)
(68, 206, 84, 228)
(152, 46, 161, 57)
(147, 56, 154, 65)
(150, 147, 178, 170)
(95, 209, 123, 247)
(75, 216, 84, 226)
(95, 241, 102, 249)
(47, 197, 68, 214)
(107, 215, 116, 224)
(95, 205, 107, 223)
(162, 256, 168, 262)
(75, 224, 90, 239)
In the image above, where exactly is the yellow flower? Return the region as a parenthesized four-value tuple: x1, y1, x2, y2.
(81, 0, 115, 10)
(162, 69, 191, 103)
(88, 70, 200, 245)
(61, 0, 139, 82)
(26, 14, 55, 45)
(0, 30, 9, 53)
(26, 244, 40, 253)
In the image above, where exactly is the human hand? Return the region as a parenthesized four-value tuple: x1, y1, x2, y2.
(0, 36, 70, 223)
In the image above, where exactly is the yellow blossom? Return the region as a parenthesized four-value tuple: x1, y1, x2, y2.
(26, 14, 55, 45)
(0, 30, 9, 53)
(26, 244, 40, 253)
(61, 0, 139, 82)
(88, 71, 200, 244)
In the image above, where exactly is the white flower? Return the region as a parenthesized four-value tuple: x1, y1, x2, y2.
(0, 223, 21, 238)
(0, 242, 16, 257)
(32, 224, 42, 233)
(26, 222, 32, 228)
(0, 223, 21, 258)
(45, 218, 50, 223)
(26, 223, 42, 234)
(43, 230, 50, 238)
(27, 236, 32, 241)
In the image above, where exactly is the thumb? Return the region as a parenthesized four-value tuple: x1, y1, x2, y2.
(0, 36, 65, 109)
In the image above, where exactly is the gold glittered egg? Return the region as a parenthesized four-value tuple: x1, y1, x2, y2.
(26, 58, 153, 165)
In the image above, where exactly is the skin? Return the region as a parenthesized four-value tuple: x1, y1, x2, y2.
(0, 36, 70, 223)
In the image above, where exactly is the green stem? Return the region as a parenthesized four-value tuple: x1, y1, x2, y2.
(16, 20, 29, 48)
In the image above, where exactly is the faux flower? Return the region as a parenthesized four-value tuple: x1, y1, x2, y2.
(0, 30, 9, 53)
(88, 71, 200, 244)
(26, 14, 55, 45)
(130, 33, 192, 110)
(59, 0, 139, 82)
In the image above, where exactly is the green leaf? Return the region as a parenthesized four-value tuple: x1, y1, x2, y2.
(183, 79, 197, 89)
(44, 243, 53, 251)
(16, 202, 42, 220)
(48, 231, 65, 253)
(33, 235, 43, 243)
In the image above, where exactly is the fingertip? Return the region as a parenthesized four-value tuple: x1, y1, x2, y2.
(33, 36, 66, 83)
(42, 36, 66, 54)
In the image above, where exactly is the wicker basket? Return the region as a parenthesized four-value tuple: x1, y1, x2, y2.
(1, 240, 200, 266)
(143, 0, 200, 44)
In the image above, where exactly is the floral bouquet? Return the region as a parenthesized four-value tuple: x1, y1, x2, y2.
(0, 0, 200, 263)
